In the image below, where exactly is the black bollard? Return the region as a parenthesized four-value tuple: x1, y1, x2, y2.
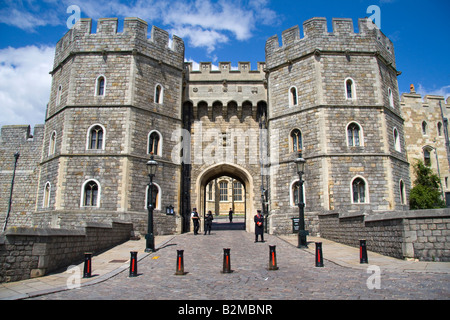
(222, 248, 232, 273)
(83, 252, 92, 278)
(175, 250, 186, 275)
(360, 239, 368, 264)
(315, 242, 324, 267)
(129, 251, 138, 277)
(268, 245, 279, 271)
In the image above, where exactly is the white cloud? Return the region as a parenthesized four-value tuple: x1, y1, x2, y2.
(0, 46, 54, 128)
(416, 84, 450, 100)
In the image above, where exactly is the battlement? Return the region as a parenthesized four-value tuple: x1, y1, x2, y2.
(265, 17, 395, 70)
(185, 61, 266, 83)
(53, 17, 185, 71)
(0, 125, 44, 143)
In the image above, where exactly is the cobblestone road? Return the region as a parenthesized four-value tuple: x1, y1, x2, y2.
(30, 229, 450, 300)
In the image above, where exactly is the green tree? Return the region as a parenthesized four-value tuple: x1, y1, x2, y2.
(409, 160, 445, 210)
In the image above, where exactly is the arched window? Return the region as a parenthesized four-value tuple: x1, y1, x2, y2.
(154, 84, 164, 104)
(289, 86, 298, 106)
(233, 181, 243, 201)
(423, 147, 432, 167)
(56, 85, 62, 106)
(345, 78, 356, 100)
(393, 128, 401, 152)
(291, 180, 305, 207)
(437, 122, 443, 136)
(347, 122, 362, 147)
(148, 131, 162, 156)
(388, 88, 394, 108)
(352, 177, 368, 204)
(48, 131, 56, 156)
(422, 121, 428, 135)
(96, 76, 106, 96)
(145, 184, 160, 210)
(219, 181, 228, 202)
(399, 180, 406, 205)
(43, 182, 51, 208)
(88, 125, 104, 150)
(290, 129, 302, 152)
(82, 180, 100, 207)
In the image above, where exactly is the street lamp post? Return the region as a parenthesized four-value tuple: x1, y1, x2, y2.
(294, 152, 308, 248)
(145, 154, 158, 253)
(2, 152, 20, 232)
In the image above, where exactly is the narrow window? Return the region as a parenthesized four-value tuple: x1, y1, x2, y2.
(155, 84, 163, 104)
(148, 131, 161, 155)
(289, 87, 298, 106)
(49, 131, 56, 156)
(84, 181, 99, 207)
(388, 88, 394, 108)
(208, 182, 213, 201)
(89, 125, 104, 150)
(290, 129, 302, 152)
(347, 123, 361, 147)
(147, 185, 159, 209)
(424, 148, 431, 167)
(43, 182, 51, 208)
(292, 181, 305, 206)
(438, 122, 443, 136)
(56, 85, 62, 106)
(352, 177, 366, 204)
(233, 181, 243, 201)
(422, 121, 428, 135)
(393, 128, 401, 152)
(345, 79, 355, 100)
(219, 181, 228, 202)
(97, 76, 105, 96)
(400, 180, 406, 205)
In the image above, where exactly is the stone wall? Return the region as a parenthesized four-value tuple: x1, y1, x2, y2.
(318, 209, 450, 261)
(0, 221, 133, 283)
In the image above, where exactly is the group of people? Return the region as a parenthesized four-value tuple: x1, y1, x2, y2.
(190, 208, 265, 242)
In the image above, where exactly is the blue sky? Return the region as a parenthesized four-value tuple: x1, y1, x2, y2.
(0, 0, 449, 128)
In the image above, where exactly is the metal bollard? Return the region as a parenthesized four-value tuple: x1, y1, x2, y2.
(315, 242, 324, 267)
(268, 245, 279, 270)
(222, 248, 232, 273)
(83, 252, 92, 278)
(175, 250, 186, 275)
(360, 239, 368, 264)
(129, 251, 138, 277)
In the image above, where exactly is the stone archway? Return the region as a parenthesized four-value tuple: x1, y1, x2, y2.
(195, 163, 255, 233)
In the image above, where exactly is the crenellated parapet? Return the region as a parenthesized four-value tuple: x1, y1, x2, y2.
(52, 17, 185, 72)
(185, 61, 266, 83)
(265, 17, 396, 70)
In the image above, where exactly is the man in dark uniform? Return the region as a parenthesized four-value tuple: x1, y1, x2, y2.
(191, 208, 200, 235)
(254, 210, 264, 242)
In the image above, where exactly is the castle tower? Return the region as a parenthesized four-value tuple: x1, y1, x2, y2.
(265, 18, 410, 234)
(35, 18, 185, 234)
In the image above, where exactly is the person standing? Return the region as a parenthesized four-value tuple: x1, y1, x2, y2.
(228, 208, 233, 223)
(204, 210, 214, 235)
(254, 210, 264, 242)
(191, 208, 200, 235)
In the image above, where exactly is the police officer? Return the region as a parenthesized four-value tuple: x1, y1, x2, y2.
(191, 208, 200, 235)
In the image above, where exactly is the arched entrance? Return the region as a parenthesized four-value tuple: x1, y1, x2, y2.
(195, 163, 255, 233)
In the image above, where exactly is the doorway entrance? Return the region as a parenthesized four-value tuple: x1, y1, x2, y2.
(195, 163, 255, 233)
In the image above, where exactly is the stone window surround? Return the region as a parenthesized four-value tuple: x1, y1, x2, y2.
(86, 123, 106, 151)
(80, 179, 101, 208)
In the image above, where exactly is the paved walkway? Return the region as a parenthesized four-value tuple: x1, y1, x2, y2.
(1, 229, 449, 300)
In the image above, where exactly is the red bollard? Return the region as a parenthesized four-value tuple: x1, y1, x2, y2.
(315, 242, 324, 267)
(129, 251, 138, 277)
(360, 239, 368, 264)
(175, 250, 186, 275)
(268, 245, 279, 271)
(83, 252, 92, 278)
(222, 248, 232, 273)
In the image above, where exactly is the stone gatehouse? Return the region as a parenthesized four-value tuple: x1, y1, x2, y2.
(0, 16, 447, 249)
